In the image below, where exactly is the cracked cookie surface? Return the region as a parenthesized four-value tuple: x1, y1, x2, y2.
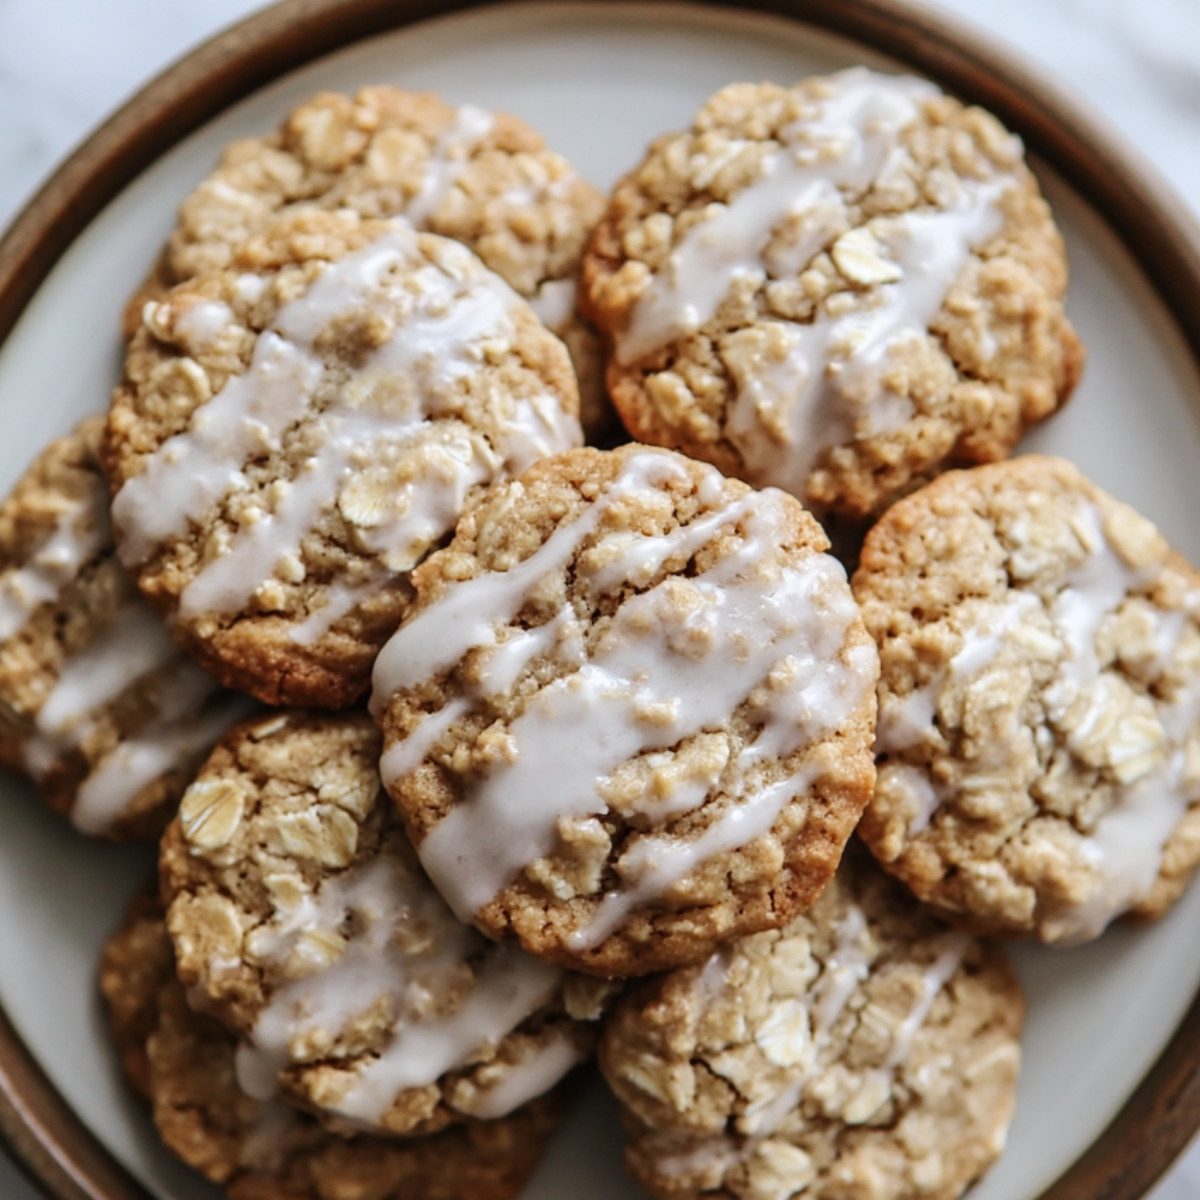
(853, 456, 1200, 942)
(160, 710, 603, 1138)
(373, 444, 878, 977)
(581, 68, 1082, 517)
(100, 901, 564, 1200)
(602, 855, 1021, 1200)
(127, 85, 616, 442)
(106, 210, 581, 708)
(0, 418, 251, 839)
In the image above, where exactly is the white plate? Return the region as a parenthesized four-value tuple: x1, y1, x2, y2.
(1, 3, 1200, 1198)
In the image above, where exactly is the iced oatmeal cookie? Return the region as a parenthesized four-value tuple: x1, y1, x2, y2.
(126, 86, 616, 442)
(0, 419, 251, 839)
(373, 445, 879, 977)
(854, 456, 1200, 943)
(581, 68, 1082, 517)
(160, 710, 604, 1138)
(100, 904, 564, 1200)
(602, 855, 1021, 1200)
(105, 209, 581, 709)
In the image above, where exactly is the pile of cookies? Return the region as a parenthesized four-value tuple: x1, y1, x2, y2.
(3, 65, 1197, 1200)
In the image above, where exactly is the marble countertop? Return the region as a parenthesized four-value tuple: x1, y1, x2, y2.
(0, 0, 1199, 1197)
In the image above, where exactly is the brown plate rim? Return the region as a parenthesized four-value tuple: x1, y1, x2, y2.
(1, 1, 1200, 1198)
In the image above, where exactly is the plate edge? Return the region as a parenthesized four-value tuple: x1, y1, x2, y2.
(1, 1, 1199, 1198)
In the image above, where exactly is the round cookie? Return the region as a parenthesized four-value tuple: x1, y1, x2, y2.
(601, 855, 1022, 1200)
(106, 209, 582, 709)
(125, 85, 617, 443)
(100, 906, 565, 1200)
(0, 419, 253, 839)
(160, 710, 606, 1138)
(580, 68, 1083, 518)
(372, 444, 879, 977)
(853, 455, 1200, 943)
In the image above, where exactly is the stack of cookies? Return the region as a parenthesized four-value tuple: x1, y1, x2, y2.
(2, 67, 1195, 1200)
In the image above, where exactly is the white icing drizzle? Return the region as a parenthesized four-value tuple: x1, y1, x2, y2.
(453, 1026, 584, 1121)
(877, 501, 1200, 942)
(879, 763, 946, 838)
(696, 946, 733, 1000)
(616, 69, 938, 365)
(114, 220, 577, 632)
(0, 485, 109, 643)
(1056, 682, 1200, 943)
(1149, 606, 1190, 678)
(723, 183, 1009, 496)
(351, 432, 498, 566)
(71, 668, 253, 836)
(375, 451, 871, 934)
(615, 67, 1016, 495)
(286, 563, 390, 650)
(234, 274, 267, 305)
(1041, 510, 1200, 942)
(11, 569, 248, 834)
(236, 853, 469, 1098)
(879, 932, 969, 1071)
(371, 456, 686, 708)
(178, 414, 401, 620)
(1044, 507, 1156, 726)
(874, 688, 937, 755)
(235, 848, 565, 1129)
(811, 904, 873, 1034)
(112, 330, 322, 567)
(425, 538, 856, 925)
(950, 593, 1040, 680)
(743, 902, 873, 1135)
(174, 300, 236, 351)
(583, 485, 769, 594)
(330, 942, 561, 1125)
(379, 608, 581, 783)
(38, 606, 176, 731)
(877, 591, 1041, 760)
(405, 105, 495, 226)
(497, 391, 580, 476)
(754, 919, 966, 1137)
(574, 770, 821, 951)
(379, 696, 471, 784)
(528, 277, 578, 332)
(834, 932, 970, 1125)
(622, 743, 732, 826)
(22, 603, 179, 779)
(873, 590, 1043, 845)
(651, 922, 969, 1180)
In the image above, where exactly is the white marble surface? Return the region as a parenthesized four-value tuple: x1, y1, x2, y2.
(0, 0, 1199, 1197)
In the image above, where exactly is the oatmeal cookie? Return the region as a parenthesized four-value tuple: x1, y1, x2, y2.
(854, 455, 1200, 943)
(581, 68, 1082, 517)
(373, 444, 878, 977)
(126, 86, 616, 442)
(100, 905, 564, 1200)
(602, 855, 1021, 1200)
(160, 710, 605, 1138)
(106, 210, 581, 709)
(0, 419, 252, 839)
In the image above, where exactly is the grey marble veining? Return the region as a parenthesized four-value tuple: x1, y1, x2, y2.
(0, 1, 1199, 1198)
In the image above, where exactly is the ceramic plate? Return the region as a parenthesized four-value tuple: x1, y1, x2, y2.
(2, 2, 1200, 1199)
